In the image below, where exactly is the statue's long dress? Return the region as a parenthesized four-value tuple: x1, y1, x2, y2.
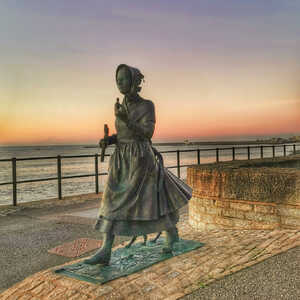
(95, 96, 192, 236)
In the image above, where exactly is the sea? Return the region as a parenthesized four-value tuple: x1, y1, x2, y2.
(0, 142, 298, 206)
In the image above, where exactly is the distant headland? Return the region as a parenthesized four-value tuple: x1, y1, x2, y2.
(82, 136, 300, 148)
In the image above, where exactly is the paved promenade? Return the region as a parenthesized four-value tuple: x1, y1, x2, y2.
(0, 196, 299, 299)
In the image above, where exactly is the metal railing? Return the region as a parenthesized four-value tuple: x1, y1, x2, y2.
(0, 143, 299, 206)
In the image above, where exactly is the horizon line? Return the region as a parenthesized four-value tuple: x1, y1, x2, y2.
(1, 135, 300, 147)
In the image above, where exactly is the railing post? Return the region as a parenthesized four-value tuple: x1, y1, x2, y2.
(293, 144, 296, 154)
(197, 149, 200, 164)
(12, 158, 17, 206)
(272, 145, 275, 158)
(216, 148, 219, 163)
(260, 146, 263, 159)
(176, 150, 180, 178)
(283, 145, 286, 157)
(57, 155, 62, 199)
(247, 146, 250, 160)
(232, 147, 235, 161)
(95, 154, 99, 194)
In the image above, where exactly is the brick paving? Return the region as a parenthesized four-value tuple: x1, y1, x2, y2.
(48, 238, 102, 258)
(1, 211, 299, 300)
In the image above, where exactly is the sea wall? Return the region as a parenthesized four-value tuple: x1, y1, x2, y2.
(187, 155, 300, 230)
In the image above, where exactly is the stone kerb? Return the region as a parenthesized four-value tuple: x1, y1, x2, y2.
(187, 156, 300, 230)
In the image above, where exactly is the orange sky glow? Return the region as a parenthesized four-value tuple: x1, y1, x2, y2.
(1, 1, 300, 145)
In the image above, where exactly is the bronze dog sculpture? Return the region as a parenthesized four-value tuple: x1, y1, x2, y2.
(125, 232, 162, 248)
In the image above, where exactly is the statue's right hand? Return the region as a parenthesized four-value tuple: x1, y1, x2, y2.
(99, 138, 109, 149)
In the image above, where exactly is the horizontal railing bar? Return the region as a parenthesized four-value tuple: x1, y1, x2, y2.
(163, 144, 299, 153)
(62, 174, 96, 179)
(16, 156, 57, 161)
(0, 172, 109, 186)
(162, 147, 232, 153)
(18, 177, 58, 184)
(159, 150, 178, 154)
(63, 173, 109, 179)
(172, 149, 198, 153)
(0, 159, 12, 162)
(217, 148, 232, 151)
(0, 154, 104, 161)
(189, 148, 219, 152)
(0, 181, 13, 186)
(60, 154, 101, 159)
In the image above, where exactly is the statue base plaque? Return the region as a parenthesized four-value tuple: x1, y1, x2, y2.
(54, 238, 204, 284)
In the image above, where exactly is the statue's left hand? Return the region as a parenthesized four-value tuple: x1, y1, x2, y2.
(114, 102, 128, 123)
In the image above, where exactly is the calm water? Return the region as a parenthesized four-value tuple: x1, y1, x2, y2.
(0, 143, 298, 205)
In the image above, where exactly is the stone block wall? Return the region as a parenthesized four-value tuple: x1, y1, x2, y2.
(187, 156, 300, 230)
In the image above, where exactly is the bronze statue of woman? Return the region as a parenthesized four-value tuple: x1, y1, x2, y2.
(84, 64, 192, 265)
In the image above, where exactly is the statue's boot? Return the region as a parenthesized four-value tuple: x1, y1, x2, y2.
(83, 232, 115, 265)
(162, 227, 179, 253)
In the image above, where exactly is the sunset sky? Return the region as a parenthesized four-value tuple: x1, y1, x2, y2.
(1, 0, 300, 145)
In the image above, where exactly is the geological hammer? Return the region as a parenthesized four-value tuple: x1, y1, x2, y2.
(100, 124, 109, 162)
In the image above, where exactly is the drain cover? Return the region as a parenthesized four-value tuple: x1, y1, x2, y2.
(48, 238, 102, 258)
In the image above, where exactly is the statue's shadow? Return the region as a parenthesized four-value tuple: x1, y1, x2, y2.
(55, 238, 204, 284)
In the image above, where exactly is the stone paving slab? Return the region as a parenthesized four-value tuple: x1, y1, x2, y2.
(1, 212, 300, 300)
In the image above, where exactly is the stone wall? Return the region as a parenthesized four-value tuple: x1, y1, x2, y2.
(187, 156, 300, 230)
